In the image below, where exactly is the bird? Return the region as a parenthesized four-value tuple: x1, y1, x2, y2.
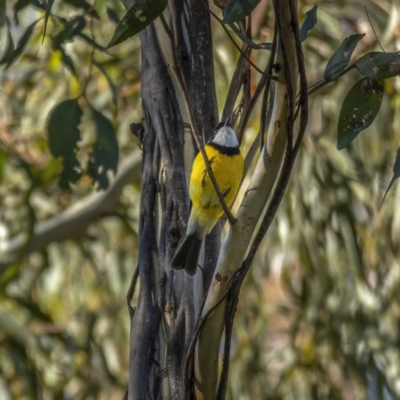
(170, 117, 244, 276)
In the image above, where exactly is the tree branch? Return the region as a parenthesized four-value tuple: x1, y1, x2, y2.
(0, 152, 142, 272)
(193, 2, 300, 398)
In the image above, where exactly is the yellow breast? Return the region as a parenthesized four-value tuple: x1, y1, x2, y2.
(189, 144, 244, 233)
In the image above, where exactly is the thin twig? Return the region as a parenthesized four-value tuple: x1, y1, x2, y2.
(174, 66, 237, 224)
(165, 3, 237, 225)
(222, 51, 247, 121)
(203, 1, 277, 81)
(307, 64, 356, 97)
(365, 6, 385, 52)
(126, 263, 139, 318)
(159, 12, 173, 39)
(219, 7, 310, 396)
(184, 288, 230, 398)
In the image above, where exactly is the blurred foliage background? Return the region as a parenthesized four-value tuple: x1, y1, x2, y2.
(1, 0, 400, 399)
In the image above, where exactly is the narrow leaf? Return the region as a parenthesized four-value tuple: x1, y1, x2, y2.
(0, 18, 15, 65)
(52, 16, 86, 49)
(42, 0, 54, 43)
(47, 99, 83, 188)
(5, 19, 39, 68)
(90, 109, 119, 189)
(299, 5, 318, 42)
(228, 22, 271, 50)
(13, 0, 44, 24)
(337, 77, 384, 150)
(13, 0, 30, 24)
(59, 47, 76, 75)
(324, 33, 365, 81)
(356, 52, 400, 79)
(107, 0, 168, 48)
(77, 33, 106, 52)
(93, 60, 118, 107)
(63, 0, 98, 18)
(107, 7, 120, 24)
(222, 0, 260, 24)
(380, 148, 400, 209)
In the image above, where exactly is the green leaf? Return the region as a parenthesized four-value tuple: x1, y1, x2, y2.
(228, 22, 271, 50)
(42, 0, 54, 43)
(63, 0, 98, 18)
(13, 0, 44, 24)
(59, 47, 76, 75)
(380, 147, 400, 209)
(107, 7, 120, 24)
(78, 32, 106, 52)
(5, 19, 39, 68)
(93, 60, 118, 107)
(107, 0, 168, 48)
(222, 0, 260, 24)
(299, 6, 318, 42)
(324, 33, 365, 81)
(356, 52, 400, 79)
(52, 16, 86, 49)
(0, 18, 15, 65)
(337, 77, 384, 150)
(47, 100, 83, 188)
(90, 109, 119, 190)
(13, 0, 30, 24)
(60, 153, 80, 188)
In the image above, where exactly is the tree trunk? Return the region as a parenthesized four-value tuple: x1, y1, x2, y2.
(127, 0, 307, 399)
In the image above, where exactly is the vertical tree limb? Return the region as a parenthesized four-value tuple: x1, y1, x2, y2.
(193, 2, 300, 399)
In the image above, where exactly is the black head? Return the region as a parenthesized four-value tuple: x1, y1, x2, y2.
(208, 117, 232, 143)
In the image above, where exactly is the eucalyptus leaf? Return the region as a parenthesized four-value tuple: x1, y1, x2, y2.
(5, 19, 39, 68)
(42, 0, 54, 43)
(78, 33, 106, 52)
(90, 109, 119, 189)
(222, 0, 260, 24)
(59, 47, 76, 75)
(299, 5, 318, 42)
(52, 16, 85, 49)
(356, 52, 400, 79)
(324, 33, 365, 81)
(337, 77, 384, 150)
(0, 18, 15, 65)
(47, 100, 83, 189)
(380, 147, 400, 209)
(107, 7, 120, 24)
(107, 0, 168, 48)
(13, 0, 44, 24)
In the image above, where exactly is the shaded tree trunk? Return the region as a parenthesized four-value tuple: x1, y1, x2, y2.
(127, 2, 220, 399)
(127, 0, 307, 399)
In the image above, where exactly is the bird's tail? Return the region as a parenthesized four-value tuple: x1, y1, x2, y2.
(170, 233, 202, 276)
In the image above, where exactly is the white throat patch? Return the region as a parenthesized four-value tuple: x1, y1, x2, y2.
(212, 126, 239, 147)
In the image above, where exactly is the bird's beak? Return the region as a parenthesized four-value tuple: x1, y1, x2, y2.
(224, 117, 231, 127)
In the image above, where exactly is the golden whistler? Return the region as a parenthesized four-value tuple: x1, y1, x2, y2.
(170, 118, 244, 276)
